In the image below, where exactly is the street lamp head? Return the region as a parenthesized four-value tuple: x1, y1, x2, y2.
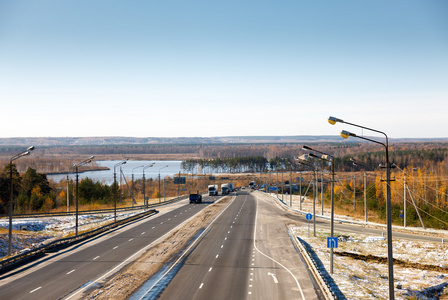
(302, 145, 313, 151)
(22, 151, 31, 157)
(328, 116, 344, 125)
(341, 130, 356, 139)
(295, 154, 309, 161)
(321, 154, 332, 161)
(133, 165, 144, 171)
(27, 146, 35, 151)
(308, 153, 320, 159)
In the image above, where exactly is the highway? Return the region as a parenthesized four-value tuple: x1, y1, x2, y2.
(0, 197, 218, 300)
(2, 188, 435, 300)
(149, 191, 320, 300)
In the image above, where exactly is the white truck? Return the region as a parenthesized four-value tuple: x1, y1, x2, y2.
(208, 184, 219, 196)
(221, 183, 230, 195)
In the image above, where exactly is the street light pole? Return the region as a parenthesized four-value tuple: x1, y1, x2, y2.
(73, 156, 94, 236)
(303, 146, 336, 274)
(351, 157, 368, 224)
(8, 146, 35, 256)
(132, 165, 144, 208)
(329, 116, 395, 300)
(295, 155, 317, 237)
(158, 165, 168, 203)
(142, 163, 155, 209)
(114, 160, 127, 222)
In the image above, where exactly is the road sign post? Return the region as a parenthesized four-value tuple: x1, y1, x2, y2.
(327, 237, 338, 248)
(306, 213, 312, 237)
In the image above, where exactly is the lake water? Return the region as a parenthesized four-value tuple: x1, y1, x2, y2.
(48, 160, 184, 185)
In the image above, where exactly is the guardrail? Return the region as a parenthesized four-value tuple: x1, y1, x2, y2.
(288, 226, 336, 300)
(0, 195, 189, 219)
(0, 209, 159, 274)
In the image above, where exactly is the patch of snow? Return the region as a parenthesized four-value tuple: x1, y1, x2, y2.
(292, 226, 448, 299)
(0, 209, 145, 258)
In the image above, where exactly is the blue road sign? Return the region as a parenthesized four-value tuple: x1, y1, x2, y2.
(306, 213, 312, 221)
(268, 187, 278, 191)
(327, 237, 338, 248)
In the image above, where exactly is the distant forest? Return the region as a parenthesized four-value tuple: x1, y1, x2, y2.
(2, 139, 448, 228)
(1, 141, 448, 174)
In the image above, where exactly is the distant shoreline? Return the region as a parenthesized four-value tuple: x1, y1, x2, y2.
(45, 167, 109, 175)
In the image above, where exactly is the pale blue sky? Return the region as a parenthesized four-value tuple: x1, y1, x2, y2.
(1, 1, 447, 138)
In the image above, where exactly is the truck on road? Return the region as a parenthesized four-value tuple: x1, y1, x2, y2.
(208, 185, 219, 196)
(221, 183, 230, 195)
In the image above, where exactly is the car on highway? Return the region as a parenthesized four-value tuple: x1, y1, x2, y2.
(189, 193, 202, 204)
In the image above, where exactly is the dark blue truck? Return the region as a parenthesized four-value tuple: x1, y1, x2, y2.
(189, 193, 202, 204)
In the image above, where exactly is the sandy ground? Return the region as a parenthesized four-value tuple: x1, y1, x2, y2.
(83, 196, 233, 300)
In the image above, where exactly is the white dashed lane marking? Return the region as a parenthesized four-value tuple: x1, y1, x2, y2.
(29, 287, 41, 294)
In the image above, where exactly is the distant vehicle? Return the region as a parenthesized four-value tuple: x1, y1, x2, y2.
(241, 186, 245, 189)
(221, 185, 230, 195)
(228, 182, 235, 192)
(208, 185, 219, 196)
(189, 193, 202, 204)
(221, 183, 230, 195)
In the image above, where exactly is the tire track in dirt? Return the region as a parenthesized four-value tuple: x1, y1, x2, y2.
(335, 251, 448, 272)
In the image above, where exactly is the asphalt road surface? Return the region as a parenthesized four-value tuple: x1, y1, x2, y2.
(0, 197, 218, 300)
(153, 191, 320, 300)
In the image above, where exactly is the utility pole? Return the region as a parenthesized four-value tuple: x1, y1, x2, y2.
(353, 174, 356, 211)
(404, 174, 407, 227)
(313, 170, 316, 237)
(281, 170, 284, 202)
(364, 171, 367, 223)
(321, 171, 324, 216)
(299, 176, 302, 211)
(67, 174, 70, 213)
(178, 171, 180, 198)
(290, 166, 292, 207)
